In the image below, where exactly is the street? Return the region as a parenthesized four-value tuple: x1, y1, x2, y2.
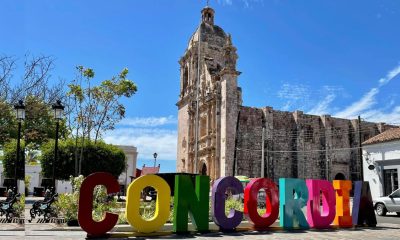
(0, 213, 398, 239)
(376, 213, 400, 224)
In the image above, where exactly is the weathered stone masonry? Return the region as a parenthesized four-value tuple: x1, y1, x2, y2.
(235, 107, 392, 183)
(176, 6, 394, 183)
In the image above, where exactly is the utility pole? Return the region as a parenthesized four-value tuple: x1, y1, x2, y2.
(261, 127, 265, 177)
(325, 133, 329, 180)
(358, 116, 364, 181)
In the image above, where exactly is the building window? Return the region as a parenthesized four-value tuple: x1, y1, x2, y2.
(384, 169, 398, 195)
(182, 66, 189, 96)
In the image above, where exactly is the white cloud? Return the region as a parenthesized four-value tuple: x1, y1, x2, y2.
(277, 83, 310, 100)
(361, 106, 400, 124)
(335, 88, 379, 119)
(218, 0, 233, 5)
(308, 93, 336, 115)
(218, 0, 263, 7)
(379, 64, 400, 86)
(277, 63, 400, 123)
(307, 85, 344, 115)
(118, 115, 176, 127)
(277, 83, 311, 111)
(334, 63, 400, 119)
(104, 115, 178, 162)
(104, 128, 177, 161)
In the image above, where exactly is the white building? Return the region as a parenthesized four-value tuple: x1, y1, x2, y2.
(1, 145, 138, 195)
(363, 128, 400, 199)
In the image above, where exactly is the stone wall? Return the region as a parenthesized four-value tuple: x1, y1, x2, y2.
(234, 107, 390, 183)
(235, 107, 263, 177)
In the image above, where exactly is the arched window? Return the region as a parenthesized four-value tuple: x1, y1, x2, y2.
(182, 66, 189, 96)
(334, 173, 346, 180)
(200, 162, 207, 175)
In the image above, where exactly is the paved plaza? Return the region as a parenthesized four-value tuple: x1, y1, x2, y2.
(1, 219, 400, 239)
(0, 200, 398, 239)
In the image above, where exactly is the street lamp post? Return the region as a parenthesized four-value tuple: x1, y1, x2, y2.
(52, 100, 64, 193)
(326, 158, 330, 180)
(14, 100, 25, 191)
(153, 152, 158, 168)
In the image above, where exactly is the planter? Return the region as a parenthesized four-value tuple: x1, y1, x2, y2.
(67, 219, 79, 226)
(15, 218, 24, 225)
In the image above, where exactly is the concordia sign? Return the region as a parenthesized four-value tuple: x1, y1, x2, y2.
(78, 172, 377, 237)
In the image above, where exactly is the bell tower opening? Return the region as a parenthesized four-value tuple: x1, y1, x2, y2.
(201, 7, 215, 25)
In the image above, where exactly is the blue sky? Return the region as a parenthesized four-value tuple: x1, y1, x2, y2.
(2, 0, 400, 173)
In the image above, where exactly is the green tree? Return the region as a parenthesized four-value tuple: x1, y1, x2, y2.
(0, 100, 17, 147)
(67, 66, 137, 142)
(1, 140, 25, 180)
(0, 54, 67, 151)
(24, 95, 68, 147)
(40, 139, 126, 180)
(67, 66, 136, 175)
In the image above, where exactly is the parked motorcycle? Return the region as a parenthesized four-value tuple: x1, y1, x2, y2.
(29, 192, 58, 222)
(0, 189, 21, 222)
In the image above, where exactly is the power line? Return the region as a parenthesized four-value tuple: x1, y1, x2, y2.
(236, 146, 363, 153)
(262, 126, 399, 140)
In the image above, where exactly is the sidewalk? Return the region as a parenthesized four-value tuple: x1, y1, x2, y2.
(21, 221, 400, 239)
(12, 224, 400, 239)
(18, 198, 400, 239)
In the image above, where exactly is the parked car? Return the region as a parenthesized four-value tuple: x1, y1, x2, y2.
(373, 188, 400, 216)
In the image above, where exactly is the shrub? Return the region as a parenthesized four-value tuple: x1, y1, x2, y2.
(54, 175, 83, 221)
(55, 175, 118, 222)
(13, 194, 25, 218)
(40, 139, 126, 180)
(56, 192, 79, 222)
(1, 140, 25, 180)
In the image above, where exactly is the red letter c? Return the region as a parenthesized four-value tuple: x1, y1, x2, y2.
(78, 172, 119, 237)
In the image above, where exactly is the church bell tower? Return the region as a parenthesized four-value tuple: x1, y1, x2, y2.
(176, 5, 242, 181)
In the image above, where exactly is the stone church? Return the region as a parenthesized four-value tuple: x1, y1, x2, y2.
(176, 6, 393, 183)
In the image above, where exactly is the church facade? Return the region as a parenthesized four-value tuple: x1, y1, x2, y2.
(176, 6, 394, 183)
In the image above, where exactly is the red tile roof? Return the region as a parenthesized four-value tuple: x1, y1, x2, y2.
(139, 164, 160, 176)
(362, 127, 400, 145)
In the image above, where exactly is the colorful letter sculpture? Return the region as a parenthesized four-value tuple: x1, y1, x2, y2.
(211, 176, 244, 231)
(279, 178, 309, 229)
(75, 173, 380, 236)
(78, 172, 120, 237)
(333, 180, 352, 227)
(173, 175, 210, 233)
(306, 180, 336, 228)
(352, 181, 377, 227)
(244, 178, 279, 230)
(125, 175, 171, 233)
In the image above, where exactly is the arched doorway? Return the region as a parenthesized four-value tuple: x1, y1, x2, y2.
(334, 173, 346, 180)
(200, 162, 207, 175)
